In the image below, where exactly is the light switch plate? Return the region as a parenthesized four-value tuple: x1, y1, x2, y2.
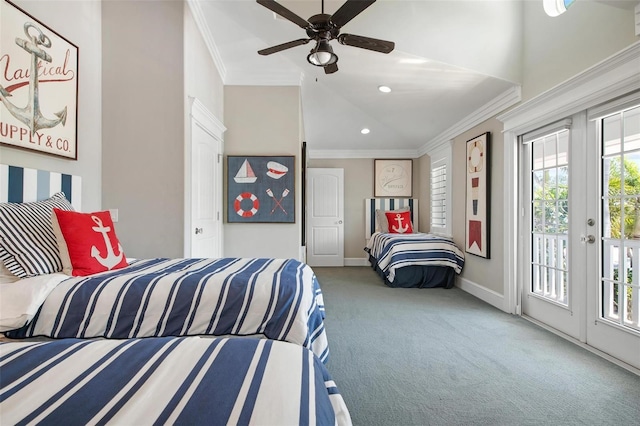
(109, 209, 119, 222)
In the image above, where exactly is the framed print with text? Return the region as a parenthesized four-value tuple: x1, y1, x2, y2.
(465, 132, 490, 258)
(374, 159, 412, 197)
(0, 0, 78, 159)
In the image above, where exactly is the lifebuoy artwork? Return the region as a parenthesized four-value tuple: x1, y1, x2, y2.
(227, 156, 295, 223)
(465, 132, 490, 258)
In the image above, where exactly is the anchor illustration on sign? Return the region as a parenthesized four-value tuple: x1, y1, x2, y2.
(0, 23, 67, 133)
(390, 213, 409, 233)
(90, 216, 124, 270)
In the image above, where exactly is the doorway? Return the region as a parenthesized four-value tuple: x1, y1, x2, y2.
(520, 103, 640, 370)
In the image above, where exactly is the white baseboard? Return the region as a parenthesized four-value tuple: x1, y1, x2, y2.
(456, 277, 507, 313)
(345, 257, 370, 266)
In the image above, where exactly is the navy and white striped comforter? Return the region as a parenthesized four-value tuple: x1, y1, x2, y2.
(0, 336, 351, 425)
(365, 232, 465, 283)
(5, 258, 329, 363)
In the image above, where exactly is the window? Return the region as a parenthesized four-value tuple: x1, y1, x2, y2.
(429, 143, 452, 236)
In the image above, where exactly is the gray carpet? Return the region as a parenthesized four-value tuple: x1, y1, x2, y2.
(315, 266, 640, 426)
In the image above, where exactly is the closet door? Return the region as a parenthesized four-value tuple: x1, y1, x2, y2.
(186, 99, 225, 259)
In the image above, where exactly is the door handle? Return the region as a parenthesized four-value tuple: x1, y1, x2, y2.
(581, 235, 595, 244)
(337, 220, 343, 224)
(195, 227, 203, 235)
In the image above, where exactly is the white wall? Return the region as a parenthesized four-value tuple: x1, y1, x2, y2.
(223, 86, 301, 259)
(0, 0, 102, 212)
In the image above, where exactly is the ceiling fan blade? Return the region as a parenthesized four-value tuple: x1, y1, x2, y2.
(324, 63, 339, 74)
(338, 33, 394, 54)
(256, 0, 310, 29)
(330, 0, 376, 28)
(258, 38, 311, 55)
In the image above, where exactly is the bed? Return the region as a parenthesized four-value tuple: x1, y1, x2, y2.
(364, 199, 464, 288)
(2, 257, 330, 362)
(0, 335, 351, 425)
(0, 165, 329, 363)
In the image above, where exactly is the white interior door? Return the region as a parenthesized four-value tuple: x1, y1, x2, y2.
(306, 168, 344, 267)
(186, 99, 224, 259)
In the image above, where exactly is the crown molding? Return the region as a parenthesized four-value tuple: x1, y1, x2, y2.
(417, 85, 522, 157)
(189, 97, 226, 134)
(187, 0, 227, 83)
(498, 40, 640, 133)
(308, 149, 420, 159)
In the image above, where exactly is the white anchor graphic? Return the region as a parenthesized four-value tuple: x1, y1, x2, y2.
(0, 23, 67, 133)
(90, 216, 124, 269)
(391, 213, 409, 233)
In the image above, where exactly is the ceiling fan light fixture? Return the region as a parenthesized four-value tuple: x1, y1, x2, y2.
(307, 40, 338, 66)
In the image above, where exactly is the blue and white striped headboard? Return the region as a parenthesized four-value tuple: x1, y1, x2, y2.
(0, 164, 82, 210)
(365, 198, 418, 239)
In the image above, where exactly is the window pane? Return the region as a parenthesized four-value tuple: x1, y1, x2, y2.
(603, 114, 622, 155)
(557, 130, 569, 166)
(544, 135, 557, 168)
(623, 106, 640, 152)
(533, 141, 544, 170)
(624, 153, 640, 196)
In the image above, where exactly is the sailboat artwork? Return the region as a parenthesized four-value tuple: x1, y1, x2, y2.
(234, 159, 258, 183)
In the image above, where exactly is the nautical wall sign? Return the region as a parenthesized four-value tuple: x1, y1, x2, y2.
(0, 0, 79, 159)
(227, 155, 295, 223)
(465, 132, 490, 258)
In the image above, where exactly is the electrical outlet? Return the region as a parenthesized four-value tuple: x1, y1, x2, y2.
(109, 209, 119, 222)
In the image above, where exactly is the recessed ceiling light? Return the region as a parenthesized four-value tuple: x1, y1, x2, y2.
(378, 85, 391, 93)
(361, 128, 370, 135)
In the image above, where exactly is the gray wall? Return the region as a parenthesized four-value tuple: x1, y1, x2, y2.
(0, 0, 102, 212)
(102, 0, 185, 259)
(522, 1, 638, 101)
(223, 86, 302, 259)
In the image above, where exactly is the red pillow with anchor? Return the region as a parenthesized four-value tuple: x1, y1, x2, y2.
(52, 209, 128, 276)
(385, 210, 414, 234)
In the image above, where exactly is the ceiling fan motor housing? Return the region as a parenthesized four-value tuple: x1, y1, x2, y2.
(306, 14, 340, 40)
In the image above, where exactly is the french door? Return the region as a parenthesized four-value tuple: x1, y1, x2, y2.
(521, 102, 640, 370)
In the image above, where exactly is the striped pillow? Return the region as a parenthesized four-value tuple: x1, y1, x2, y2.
(0, 192, 74, 278)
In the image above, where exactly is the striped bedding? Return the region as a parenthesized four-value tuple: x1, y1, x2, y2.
(0, 336, 352, 425)
(365, 232, 465, 283)
(5, 257, 329, 363)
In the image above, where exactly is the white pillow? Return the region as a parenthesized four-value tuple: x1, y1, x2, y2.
(375, 207, 413, 233)
(0, 272, 68, 331)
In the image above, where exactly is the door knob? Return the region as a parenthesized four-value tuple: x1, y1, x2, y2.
(195, 227, 203, 235)
(581, 235, 595, 244)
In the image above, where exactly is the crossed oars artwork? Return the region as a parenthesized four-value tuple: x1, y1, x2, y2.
(267, 188, 289, 215)
(228, 156, 294, 223)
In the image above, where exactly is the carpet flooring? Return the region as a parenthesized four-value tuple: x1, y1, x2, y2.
(315, 266, 640, 426)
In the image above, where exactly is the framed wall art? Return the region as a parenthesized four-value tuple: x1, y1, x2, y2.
(227, 155, 295, 223)
(465, 132, 490, 258)
(0, 0, 79, 159)
(374, 159, 412, 197)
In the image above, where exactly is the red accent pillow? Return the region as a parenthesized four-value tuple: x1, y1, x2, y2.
(52, 209, 128, 276)
(385, 211, 414, 234)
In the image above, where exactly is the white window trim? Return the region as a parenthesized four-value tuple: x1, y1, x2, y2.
(497, 41, 640, 316)
(428, 141, 453, 238)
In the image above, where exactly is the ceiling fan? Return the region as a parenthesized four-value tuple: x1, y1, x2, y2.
(256, 0, 395, 74)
